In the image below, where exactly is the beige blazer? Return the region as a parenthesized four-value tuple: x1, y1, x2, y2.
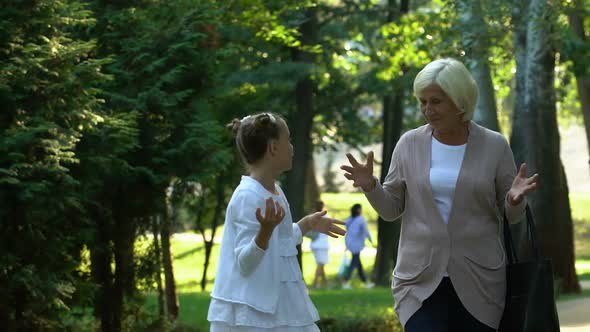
(365, 121, 525, 329)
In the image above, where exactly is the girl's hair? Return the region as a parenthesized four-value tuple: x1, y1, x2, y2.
(350, 203, 362, 217)
(413, 58, 478, 122)
(227, 112, 284, 164)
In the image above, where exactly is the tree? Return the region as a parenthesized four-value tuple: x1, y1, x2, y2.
(459, 0, 501, 131)
(286, 7, 318, 264)
(0, 1, 107, 329)
(321, 151, 343, 193)
(514, 0, 579, 293)
(565, 0, 590, 173)
(372, 0, 409, 287)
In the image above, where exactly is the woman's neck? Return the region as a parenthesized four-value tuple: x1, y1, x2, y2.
(433, 122, 469, 145)
(250, 167, 278, 194)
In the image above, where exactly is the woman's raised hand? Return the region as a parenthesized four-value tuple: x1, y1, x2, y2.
(340, 151, 376, 192)
(507, 163, 539, 206)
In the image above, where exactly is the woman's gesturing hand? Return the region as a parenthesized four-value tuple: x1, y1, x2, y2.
(507, 163, 539, 206)
(340, 151, 376, 192)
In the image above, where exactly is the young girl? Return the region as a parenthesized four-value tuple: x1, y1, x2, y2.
(207, 112, 346, 331)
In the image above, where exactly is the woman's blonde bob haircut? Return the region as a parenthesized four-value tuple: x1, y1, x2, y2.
(413, 58, 478, 122)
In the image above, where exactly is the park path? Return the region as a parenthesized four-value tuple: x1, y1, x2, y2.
(558, 280, 590, 332)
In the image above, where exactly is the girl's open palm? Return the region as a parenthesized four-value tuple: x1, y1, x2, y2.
(255, 198, 285, 230)
(508, 163, 539, 205)
(308, 211, 346, 238)
(340, 151, 376, 192)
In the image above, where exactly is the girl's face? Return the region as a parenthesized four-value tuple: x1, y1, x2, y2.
(418, 84, 464, 133)
(273, 119, 293, 172)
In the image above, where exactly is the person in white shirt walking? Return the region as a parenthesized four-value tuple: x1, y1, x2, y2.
(309, 200, 330, 289)
(207, 112, 346, 331)
(342, 203, 374, 289)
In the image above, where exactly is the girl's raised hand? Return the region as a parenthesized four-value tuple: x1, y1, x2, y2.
(255, 197, 286, 231)
(307, 210, 346, 238)
(340, 151, 376, 192)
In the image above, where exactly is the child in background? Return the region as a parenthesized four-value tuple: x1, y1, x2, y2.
(310, 200, 330, 289)
(342, 203, 375, 289)
(207, 112, 346, 331)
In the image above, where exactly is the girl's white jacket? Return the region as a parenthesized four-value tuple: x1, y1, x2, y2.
(210, 176, 302, 314)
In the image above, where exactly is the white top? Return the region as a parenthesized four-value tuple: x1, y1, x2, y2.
(429, 136, 466, 224)
(208, 176, 319, 329)
(344, 215, 372, 254)
(310, 213, 330, 250)
(310, 232, 330, 250)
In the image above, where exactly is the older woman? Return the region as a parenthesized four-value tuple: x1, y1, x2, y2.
(341, 58, 539, 332)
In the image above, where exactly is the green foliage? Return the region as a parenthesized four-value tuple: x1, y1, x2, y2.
(0, 0, 106, 329)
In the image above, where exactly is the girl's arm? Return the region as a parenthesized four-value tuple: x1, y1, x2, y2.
(297, 211, 346, 239)
(232, 194, 283, 277)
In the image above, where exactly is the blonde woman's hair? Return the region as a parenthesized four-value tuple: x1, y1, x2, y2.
(413, 58, 478, 122)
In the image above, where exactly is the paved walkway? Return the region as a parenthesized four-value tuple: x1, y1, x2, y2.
(558, 280, 590, 331)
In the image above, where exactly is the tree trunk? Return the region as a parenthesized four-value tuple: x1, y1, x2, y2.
(459, 0, 500, 131)
(510, 0, 529, 167)
(286, 8, 317, 267)
(522, 0, 579, 293)
(201, 175, 225, 291)
(509, 0, 530, 249)
(305, 156, 320, 215)
(90, 210, 115, 332)
(151, 216, 165, 320)
(372, 0, 408, 287)
(112, 211, 136, 332)
(373, 93, 403, 286)
(567, 2, 590, 174)
(160, 196, 179, 320)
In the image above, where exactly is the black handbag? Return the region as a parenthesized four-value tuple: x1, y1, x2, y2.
(498, 205, 560, 332)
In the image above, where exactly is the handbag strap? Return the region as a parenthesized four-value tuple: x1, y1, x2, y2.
(503, 204, 540, 264)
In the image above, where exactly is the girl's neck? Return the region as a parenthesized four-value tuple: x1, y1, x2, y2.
(250, 167, 278, 194)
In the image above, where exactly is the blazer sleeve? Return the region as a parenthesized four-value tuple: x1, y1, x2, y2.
(496, 139, 526, 224)
(232, 191, 270, 276)
(364, 133, 407, 221)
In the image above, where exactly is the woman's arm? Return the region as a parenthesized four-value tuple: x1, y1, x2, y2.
(363, 135, 408, 221)
(496, 141, 538, 223)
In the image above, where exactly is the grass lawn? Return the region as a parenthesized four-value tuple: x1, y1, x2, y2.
(144, 192, 590, 330)
(571, 192, 590, 259)
(145, 287, 398, 330)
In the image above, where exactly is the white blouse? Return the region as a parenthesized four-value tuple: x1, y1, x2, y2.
(430, 136, 466, 225)
(208, 176, 319, 330)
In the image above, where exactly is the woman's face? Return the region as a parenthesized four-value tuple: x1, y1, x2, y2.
(418, 84, 464, 133)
